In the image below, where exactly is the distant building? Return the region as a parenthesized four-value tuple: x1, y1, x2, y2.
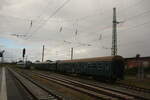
(125, 56, 150, 69)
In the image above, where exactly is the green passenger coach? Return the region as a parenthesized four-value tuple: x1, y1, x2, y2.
(57, 55, 124, 82)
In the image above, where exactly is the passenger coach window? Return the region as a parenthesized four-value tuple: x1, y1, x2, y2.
(105, 63, 110, 71)
(97, 67, 102, 71)
(88, 62, 97, 68)
(97, 63, 102, 71)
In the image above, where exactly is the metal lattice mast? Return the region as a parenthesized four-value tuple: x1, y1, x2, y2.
(71, 48, 73, 60)
(42, 45, 45, 62)
(112, 8, 118, 56)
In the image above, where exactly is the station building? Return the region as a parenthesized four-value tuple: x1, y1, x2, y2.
(125, 56, 150, 69)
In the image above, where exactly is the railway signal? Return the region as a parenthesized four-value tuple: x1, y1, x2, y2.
(22, 48, 26, 63)
(23, 48, 26, 58)
(0, 52, 2, 57)
(0, 50, 5, 63)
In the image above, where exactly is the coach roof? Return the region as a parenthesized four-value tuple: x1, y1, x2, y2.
(58, 55, 124, 63)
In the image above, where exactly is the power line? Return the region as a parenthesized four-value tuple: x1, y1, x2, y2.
(118, 39, 149, 47)
(27, 0, 71, 39)
(80, 19, 150, 50)
(83, 9, 150, 36)
(36, 0, 54, 20)
(23, 0, 144, 40)
(24, 0, 148, 40)
(0, 14, 33, 21)
(27, 0, 56, 34)
(20, 0, 150, 53)
(77, 8, 150, 43)
(70, 0, 144, 22)
(124, 9, 150, 22)
(119, 20, 150, 33)
(24, 13, 150, 50)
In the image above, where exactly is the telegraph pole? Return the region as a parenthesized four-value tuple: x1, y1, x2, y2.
(112, 8, 119, 56)
(42, 45, 45, 62)
(71, 47, 73, 60)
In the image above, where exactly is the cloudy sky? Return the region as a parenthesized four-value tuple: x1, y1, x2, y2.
(0, 0, 150, 62)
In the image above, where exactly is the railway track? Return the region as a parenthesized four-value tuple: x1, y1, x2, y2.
(16, 69, 142, 100)
(12, 68, 150, 100)
(30, 69, 150, 95)
(116, 82, 150, 93)
(8, 68, 63, 100)
(35, 70, 150, 94)
(39, 69, 150, 93)
(32, 71, 150, 100)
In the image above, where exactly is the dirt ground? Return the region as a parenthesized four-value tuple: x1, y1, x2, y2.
(119, 76, 150, 89)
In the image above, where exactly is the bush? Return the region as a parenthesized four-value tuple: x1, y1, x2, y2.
(125, 66, 150, 76)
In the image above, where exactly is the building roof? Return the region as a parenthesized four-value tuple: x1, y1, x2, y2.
(125, 56, 150, 61)
(58, 55, 124, 63)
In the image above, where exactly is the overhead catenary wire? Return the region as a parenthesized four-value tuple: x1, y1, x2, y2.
(119, 20, 150, 34)
(53, 42, 92, 56)
(122, 9, 150, 22)
(21, 8, 150, 40)
(69, 0, 143, 22)
(25, 0, 58, 35)
(68, 10, 149, 42)
(23, 0, 145, 40)
(0, 0, 145, 33)
(58, 18, 64, 32)
(29, 8, 150, 46)
(8, 0, 149, 53)
(24, 0, 148, 40)
(69, 0, 147, 35)
(74, 17, 150, 50)
(77, 7, 150, 43)
(27, 0, 71, 38)
(95, 20, 150, 42)
(25, 14, 150, 51)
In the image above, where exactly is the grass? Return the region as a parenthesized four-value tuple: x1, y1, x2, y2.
(119, 76, 150, 89)
(120, 66, 150, 89)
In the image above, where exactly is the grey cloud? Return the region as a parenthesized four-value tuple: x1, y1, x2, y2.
(0, 0, 9, 10)
(0, 0, 150, 61)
